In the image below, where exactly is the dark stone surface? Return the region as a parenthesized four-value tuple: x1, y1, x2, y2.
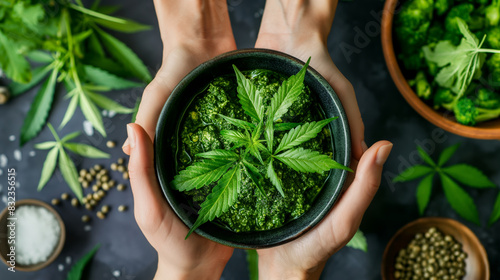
(0, 0, 498, 279)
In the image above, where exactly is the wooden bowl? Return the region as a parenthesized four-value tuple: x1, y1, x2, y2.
(381, 0, 500, 140)
(381, 217, 489, 280)
(0, 199, 66, 272)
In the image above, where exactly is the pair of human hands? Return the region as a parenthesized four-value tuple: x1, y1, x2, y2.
(122, 1, 392, 279)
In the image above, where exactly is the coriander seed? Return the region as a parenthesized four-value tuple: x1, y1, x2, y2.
(117, 165, 126, 172)
(106, 141, 116, 148)
(117, 184, 126, 191)
(118, 205, 127, 212)
(71, 198, 79, 207)
(123, 171, 129, 180)
(51, 198, 60, 205)
(101, 205, 110, 214)
(111, 163, 118, 170)
(61, 193, 69, 200)
(81, 215, 90, 223)
(96, 211, 105, 219)
(94, 164, 102, 171)
(117, 158, 125, 165)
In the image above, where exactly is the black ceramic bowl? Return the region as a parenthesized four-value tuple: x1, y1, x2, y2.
(155, 49, 351, 248)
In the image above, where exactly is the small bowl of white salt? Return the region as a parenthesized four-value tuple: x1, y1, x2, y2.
(0, 199, 66, 272)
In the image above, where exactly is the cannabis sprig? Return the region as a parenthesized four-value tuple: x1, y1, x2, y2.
(0, 0, 150, 145)
(35, 123, 109, 201)
(393, 144, 496, 225)
(171, 59, 352, 238)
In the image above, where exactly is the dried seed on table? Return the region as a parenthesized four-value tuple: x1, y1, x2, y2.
(81, 215, 90, 223)
(117, 184, 126, 191)
(85, 173, 93, 181)
(82, 197, 88, 204)
(106, 141, 116, 148)
(102, 183, 109, 191)
(89, 168, 96, 176)
(123, 171, 129, 180)
(94, 164, 102, 171)
(92, 185, 99, 192)
(108, 180, 115, 187)
(71, 198, 79, 207)
(117, 158, 125, 165)
(51, 198, 60, 205)
(110, 163, 118, 171)
(97, 211, 106, 219)
(81, 181, 89, 188)
(61, 193, 69, 200)
(79, 169, 87, 177)
(117, 165, 126, 172)
(118, 205, 127, 212)
(100, 175, 109, 182)
(0, 87, 11, 104)
(101, 205, 110, 214)
(85, 203, 93, 210)
(93, 193, 100, 201)
(90, 199, 97, 206)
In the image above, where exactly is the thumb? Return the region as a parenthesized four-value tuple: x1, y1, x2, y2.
(127, 123, 168, 233)
(320, 140, 393, 240)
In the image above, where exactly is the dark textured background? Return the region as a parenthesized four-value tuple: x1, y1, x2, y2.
(0, 0, 499, 279)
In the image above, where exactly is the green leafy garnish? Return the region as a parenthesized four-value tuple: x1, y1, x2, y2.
(346, 229, 368, 252)
(246, 249, 259, 280)
(393, 144, 496, 225)
(0, 0, 149, 145)
(35, 124, 109, 201)
(171, 61, 352, 238)
(423, 18, 500, 101)
(67, 244, 100, 280)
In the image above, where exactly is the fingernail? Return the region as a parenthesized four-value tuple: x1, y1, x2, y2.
(122, 138, 129, 150)
(361, 140, 368, 153)
(376, 143, 393, 165)
(127, 124, 136, 149)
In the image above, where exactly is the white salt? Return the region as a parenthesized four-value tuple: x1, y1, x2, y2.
(58, 264, 64, 271)
(13, 149, 21, 161)
(102, 110, 108, 117)
(9, 135, 15, 141)
(113, 270, 121, 277)
(83, 120, 94, 136)
(29, 151, 36, 157)
(0, 169, 3, 176)
(65, 256, 71, 264)
(108, 110, 116, 118)
(16, 205, 61, 265)
(84, 225, 92, 231)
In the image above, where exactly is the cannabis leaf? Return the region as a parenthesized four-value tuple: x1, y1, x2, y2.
(489, 193, 500, 226)
(187, 166, 242, 238)
(1, 1, 149, 144)
(275, 148, 352, 173)
(172, 60, 351, 238)
(172, 159, 237, 191)
(275, 118, 337, 153)
(233, 65, 265, 122)
(246, 250, 259, 280)
(393, 144, 496, 224)
(35, 124, 109, 201)
(67, 244, 100, 280)
(346, 229, 368, 252)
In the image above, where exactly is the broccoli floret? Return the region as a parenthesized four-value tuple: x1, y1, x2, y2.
(486, 26, 500, 48)
(485, 0, 500, 27)
(435, 0, 454, 16)
(427, 24, 445, 45)
(409, 71, 432, 99)
(399, 50, 424, 70)
(475, 88, 500, 108)
(454, 97, 500, 125)
(445, 4, 474, 34)
(434, 87, 456, 109)
(487, 53, 500, 86)
(395, 0, 434, 52)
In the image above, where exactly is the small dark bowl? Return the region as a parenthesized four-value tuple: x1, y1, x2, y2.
(155, 49, 351, 248)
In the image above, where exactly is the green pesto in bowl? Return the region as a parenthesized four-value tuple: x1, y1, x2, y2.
(173, 69, 332, 232)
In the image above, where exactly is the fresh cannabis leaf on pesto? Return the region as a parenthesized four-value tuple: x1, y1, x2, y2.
(393, 144, 496, 225)
(35, 123, 109, 202)
(171, 59, 352, 238)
